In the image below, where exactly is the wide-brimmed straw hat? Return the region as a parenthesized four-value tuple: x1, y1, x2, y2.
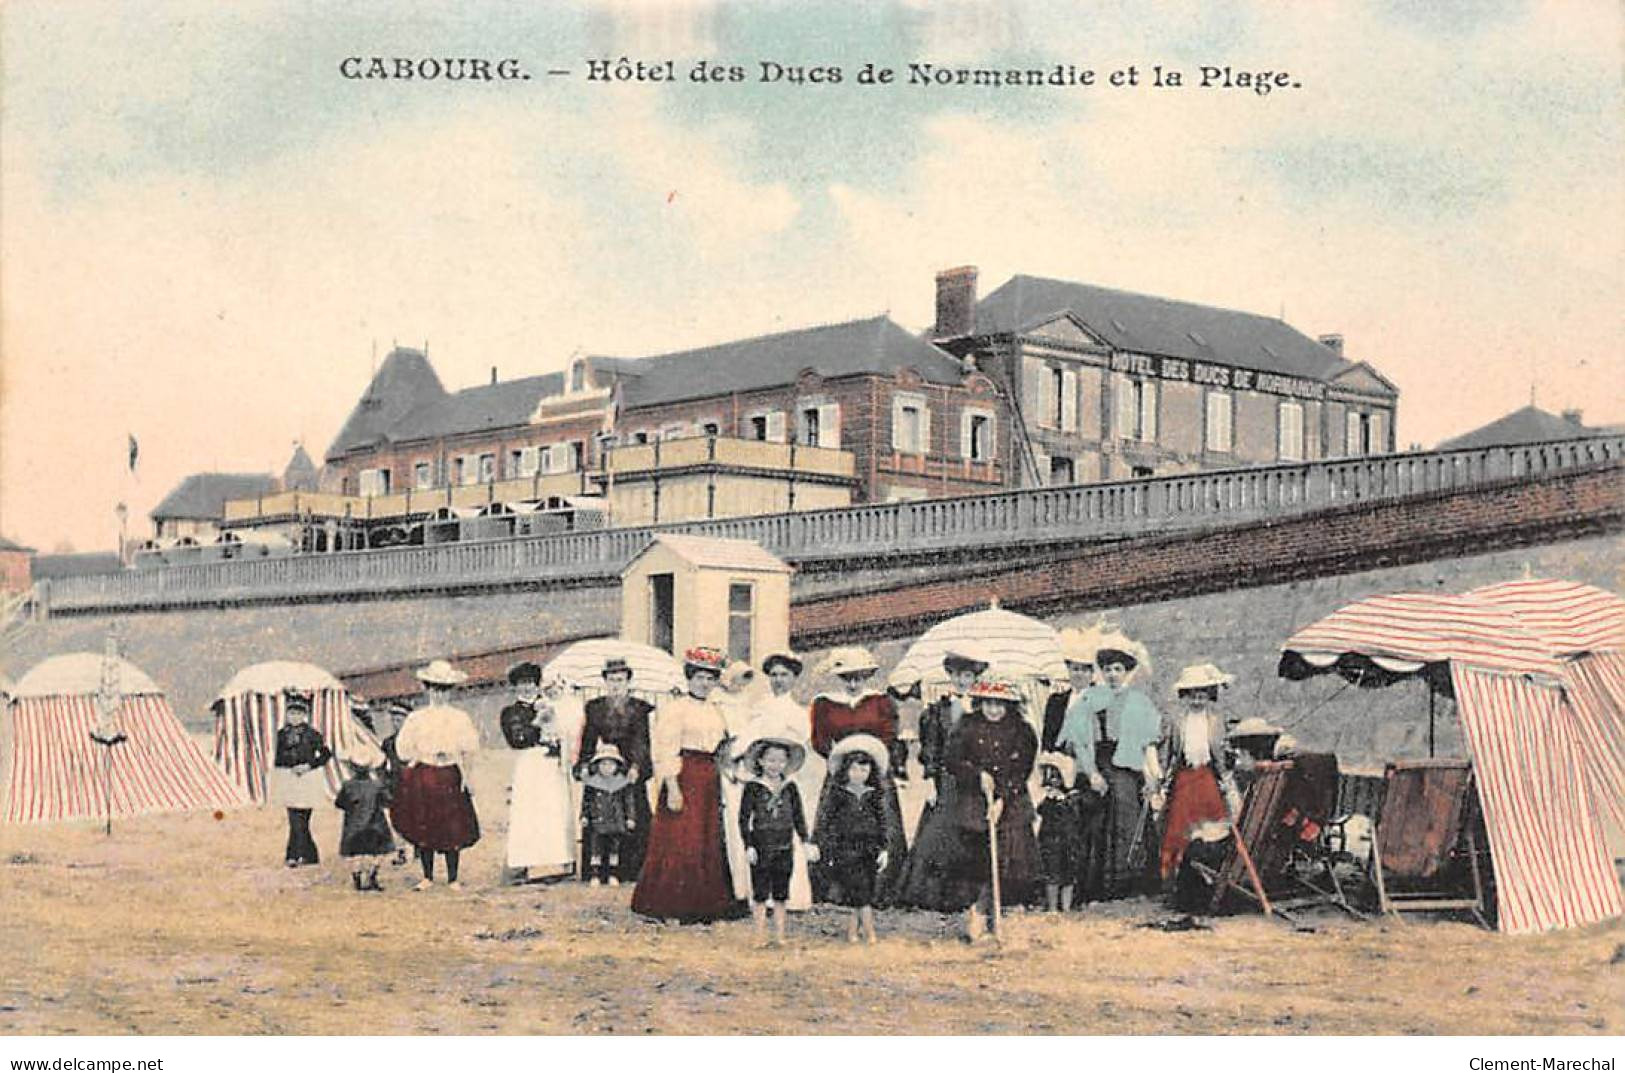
(828, 732, 889, 773)
(1058, 625, 1103, 666)
(1173, 662, 1235, 694)
(682, 646, 728, 677)
(761, 652, 804, 676)
(741, 735, 806, 776)
(1037, 750, 1076, 788)
(415, 659, 468, 687)
(588, 742, 627, 773)
(1228, 716, 1284, 741)
(814, 646, 880, 678)
(968, 677, 1023, 705)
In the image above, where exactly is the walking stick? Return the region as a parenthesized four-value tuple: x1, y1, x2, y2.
(982, 772, 1003, 942)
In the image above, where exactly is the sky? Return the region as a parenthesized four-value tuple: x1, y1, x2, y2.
(1, 0, 1621, 552)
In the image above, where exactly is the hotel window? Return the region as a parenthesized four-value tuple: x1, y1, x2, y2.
(1369, 411, 1386, 454)
(961, 410, 995, 462)
(1205, 391, 1234, 453)
(1346, 410, 1366, 456)
(799, 402, 839, 447)
(1118, 377, 1156, 441)
(632, 431, 650, 445)
(568, 440, 585, 470)
(358, 468, 390, 497)
(569, 358, 587, 393)
(892, 395, 930, 455)
(1048, 367, 1078, 431)
(748, 412, 786, 443)
(508, 449, 524, 477)
(1278, 401, 1305, 462)
(516, 446, 540, 477)
(727, 582, 754, 663)
(477, 453, 496, 483)
(1049, 456, 1075, 485)
(413, 462, 434, 490)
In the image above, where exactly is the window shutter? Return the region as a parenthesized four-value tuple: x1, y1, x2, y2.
(1140, 380, 1157, 442)
(1370, 411, 1386, 454)
(818, 403, 839, 448)
(1279, 402, 1304, 461)
(960, 411, 973, 459)
(1346, 411, 1362, 456)
(919, 405, 932, 457)
(1115, 375, 1136, 439)
(1061, 369, 1079, 432)
(766, 411, 787, 444)
(891, 399, 905, 451)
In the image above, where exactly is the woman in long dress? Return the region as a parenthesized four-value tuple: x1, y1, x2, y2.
(269, 689, 332, 867)
(809, 647, 909, 907)
(631, 646, 742, 922)
(946, 677, 1039, 941)
(501, 661, 580, 882)
(897, 650, 987, 911)
(391, 659, 482, 891)
(732, 652, 820, 911)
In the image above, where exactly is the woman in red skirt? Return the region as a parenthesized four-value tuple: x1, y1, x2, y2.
(1158, 662, 1241, 900)
(392, 659, 482, 892)
(631, 646, 742, 922)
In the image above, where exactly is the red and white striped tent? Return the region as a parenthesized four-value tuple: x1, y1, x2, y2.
(211, 661, 371, 804)
(3, 652, 248, 824)
(1282, 578, 1625, 935)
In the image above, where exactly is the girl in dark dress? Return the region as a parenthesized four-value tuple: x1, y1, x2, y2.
(946, 678, 1039, 942)
(814, 737, 889, 944)
(334, 744, 394, 891)
(1035, 752, 1083, 911)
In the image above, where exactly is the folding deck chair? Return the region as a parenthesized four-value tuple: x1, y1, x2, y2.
(1194, 753, 1365, 922)
(1368, 758, 1490, 928)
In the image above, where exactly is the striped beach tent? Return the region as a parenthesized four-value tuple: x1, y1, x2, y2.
(1282, 579, 1625, 935)
(211, 661, 370, 804)
(3, 652, 247, 824)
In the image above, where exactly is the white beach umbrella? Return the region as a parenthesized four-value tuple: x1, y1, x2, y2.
(542, 639, 685, 701)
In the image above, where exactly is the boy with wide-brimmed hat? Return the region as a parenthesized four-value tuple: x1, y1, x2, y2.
(737, 735, 818, 944)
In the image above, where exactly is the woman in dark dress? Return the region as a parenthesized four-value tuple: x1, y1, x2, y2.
(270, 689, 332, 867)
(576, 657, 655, 882)
(897, 650, 987, 911)
(946, 677, 1039, 942)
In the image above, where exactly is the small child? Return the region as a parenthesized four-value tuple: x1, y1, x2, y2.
(815, 739, 889, 944)
(1035, 752, 1083, 912)
(334, 743, 395, 892)
(738, 737, 817, 945)
(579, 743, 637, 886)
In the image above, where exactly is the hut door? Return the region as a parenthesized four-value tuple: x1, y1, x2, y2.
(649, 573, 675, 654)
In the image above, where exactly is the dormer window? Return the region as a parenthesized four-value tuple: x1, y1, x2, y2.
(569, 358, 588, 394)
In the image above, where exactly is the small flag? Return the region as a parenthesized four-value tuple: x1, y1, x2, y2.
(128, 434, 139, 472)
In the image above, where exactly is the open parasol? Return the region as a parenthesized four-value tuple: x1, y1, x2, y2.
(890, 603, 1069, 727)
(542, 638, 684, 701)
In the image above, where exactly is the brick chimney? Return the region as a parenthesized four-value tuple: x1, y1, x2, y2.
(1562, 408, 1585, 427)
(1317, 333, 1344, 355)
(934, 266, 978, 340)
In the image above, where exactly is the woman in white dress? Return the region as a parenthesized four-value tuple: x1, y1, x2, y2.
(732, 652, 820, 910)
(500, 662, 581, 882)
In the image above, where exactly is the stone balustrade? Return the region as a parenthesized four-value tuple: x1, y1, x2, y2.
(40, 435, 1622, 613)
